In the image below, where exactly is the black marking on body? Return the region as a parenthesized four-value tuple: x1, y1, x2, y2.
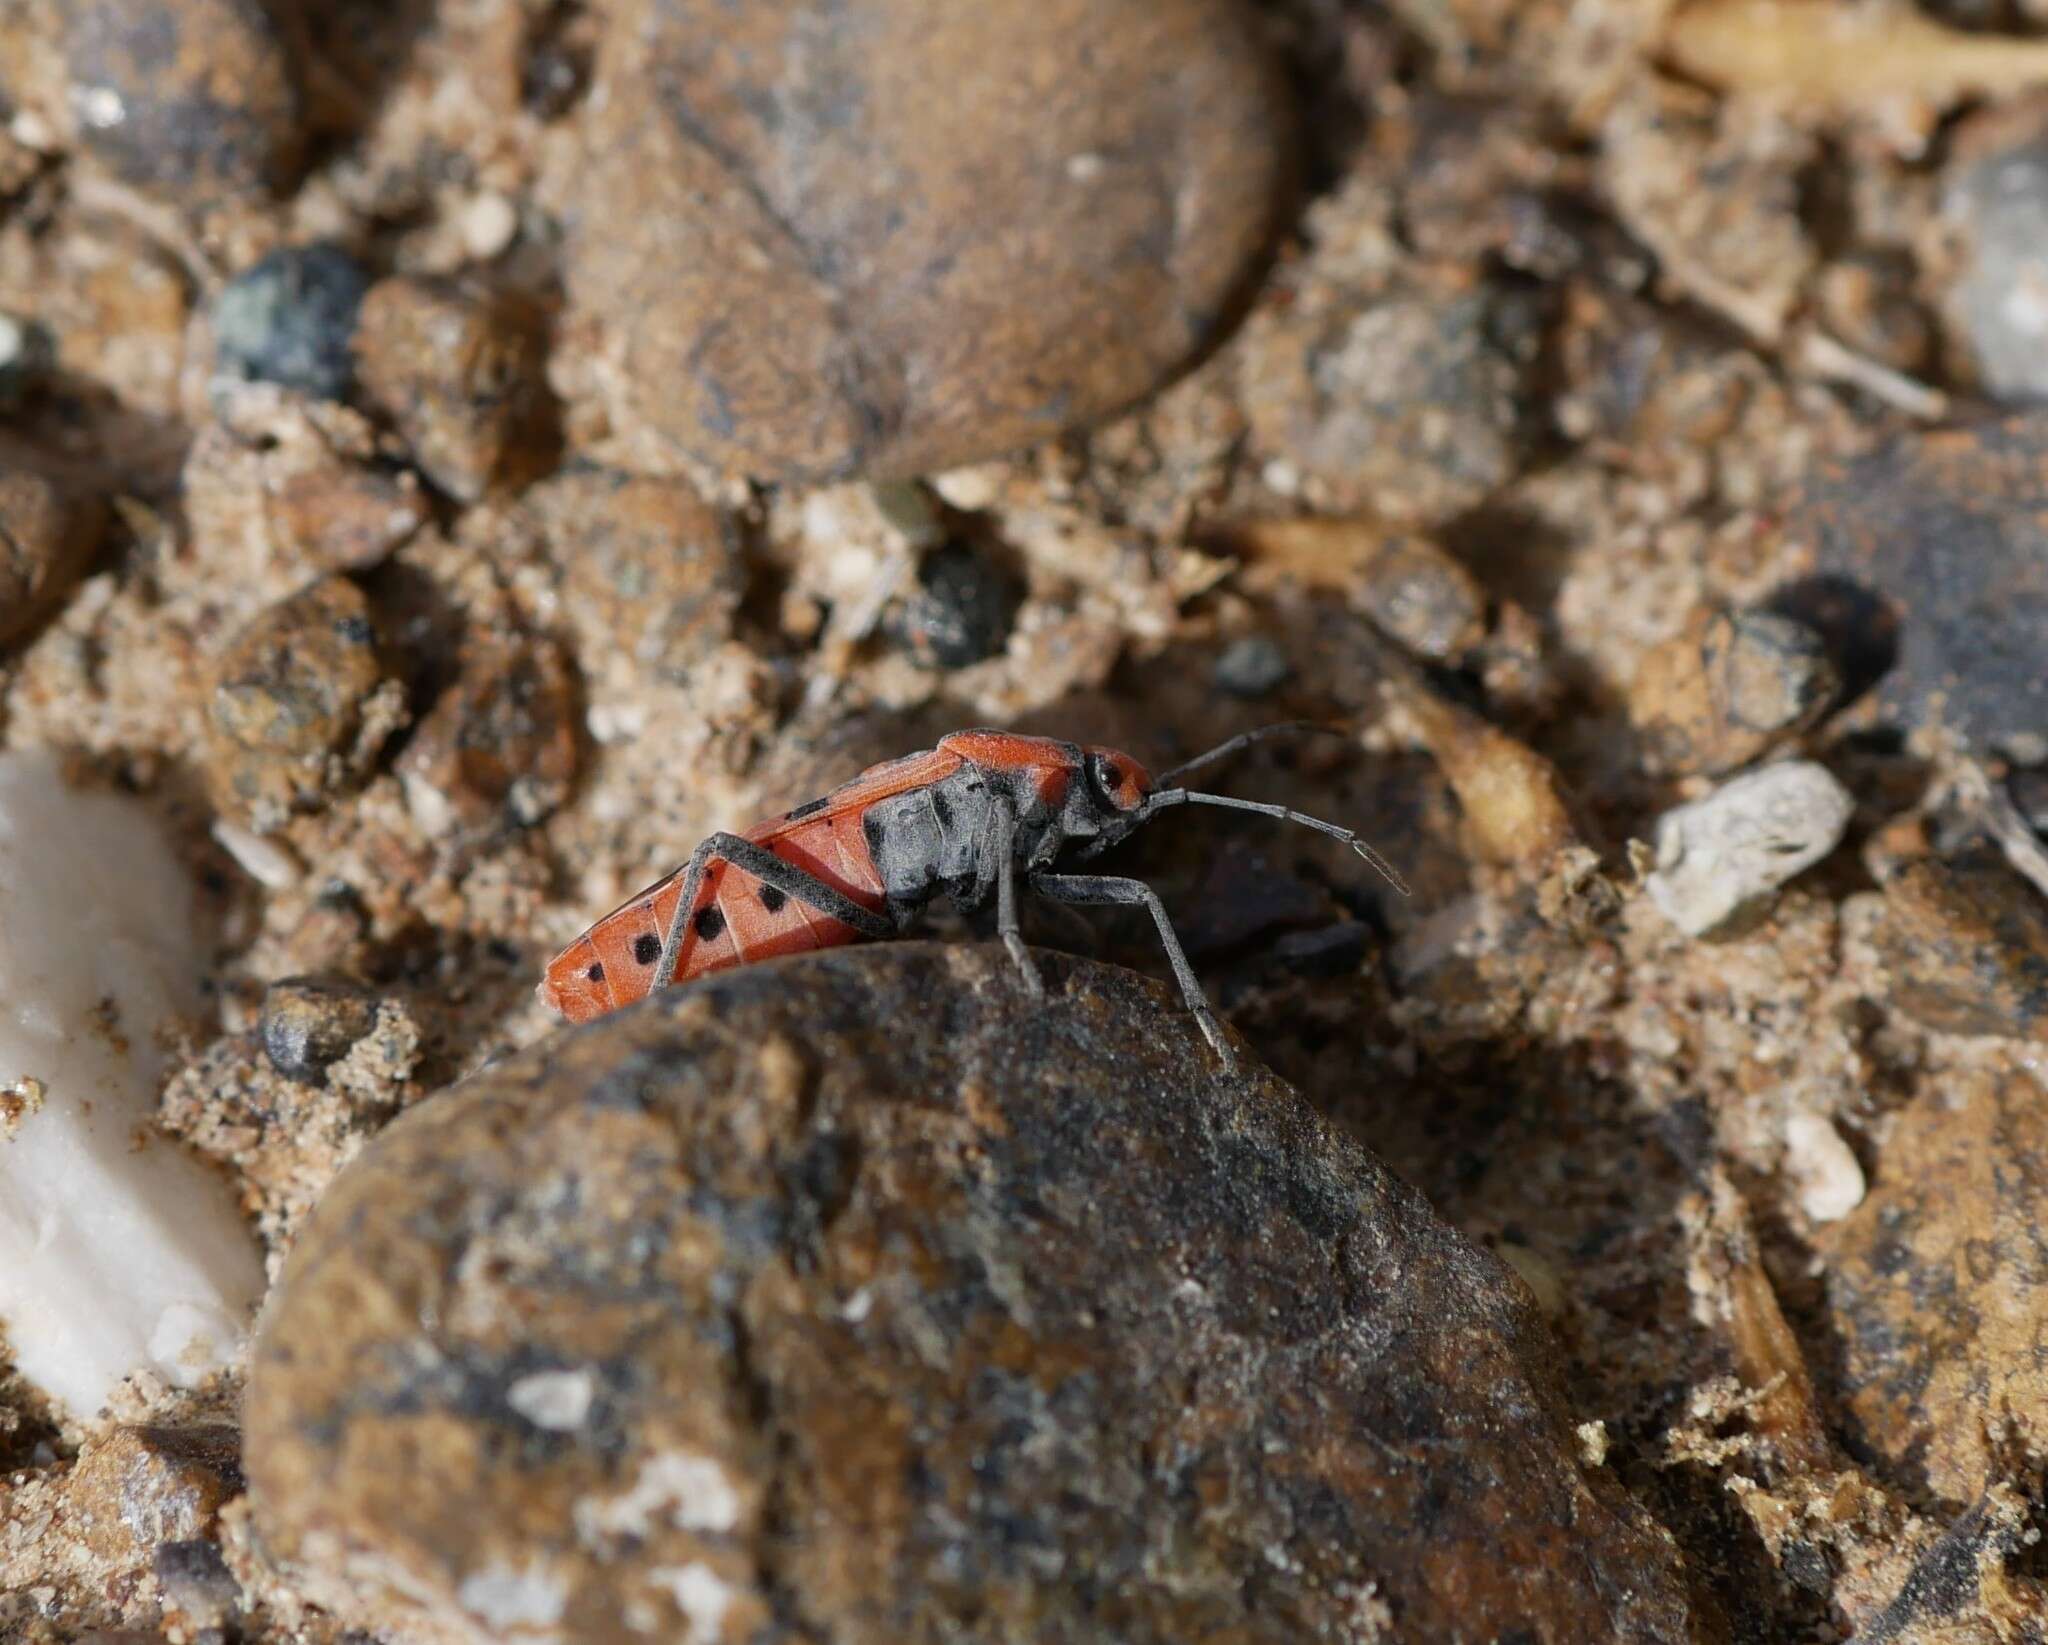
(586, 962, 606, 983)
(632, 933, 661, 966)
(696, 905, 726, 939)
(759, 884, 787, 913)
(785, 796, 831, 821)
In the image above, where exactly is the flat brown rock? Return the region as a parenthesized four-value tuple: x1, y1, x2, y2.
(244, 943, 1703, 1645)
(563, 0, 1294, 483)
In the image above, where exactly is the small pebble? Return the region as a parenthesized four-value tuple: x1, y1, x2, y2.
(1241, 282, 1540, 524)
(397, 633, 578, 836)
(1645, 761, 1853, 937)
(354, 276, 550, 501)
(212, 245, 371, 402)
(525, 468, 743, 688)
(1873, 847, 2048, 1039)
(66, 1423, 242, 1567)
(269, 460, 430, 573)
(1630, 605, 1839, 776)
(1212, 635, 1291, 699)
(1942, 103, 2048, 402)
(62, 0, 305, 201)
(1226, 517, 1486, 660)
(0, 469, 104, 648)
(1783, 1111, 1866, 1223)
(565, 0, 1294, 481)
(155, 1538, 241, 1628)
(244, 944, 1701, 1645)
(205, 576, 402, 831)
(259, 976, 381, 1083)
(885, 542, 1020, 669)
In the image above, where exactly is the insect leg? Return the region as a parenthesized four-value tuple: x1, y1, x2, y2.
(988, 804, 1044, 997)
(1027, 872, 1231, 1067)
(651, 832, 893, 992)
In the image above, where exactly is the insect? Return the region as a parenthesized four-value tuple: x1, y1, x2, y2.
(538, 724, 1405, 1066)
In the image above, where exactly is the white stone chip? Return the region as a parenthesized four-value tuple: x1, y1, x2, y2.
(1784, 1111, 1867, 1223)
(1646, 761, 1853, 937)
(0, 752, 266, 1417)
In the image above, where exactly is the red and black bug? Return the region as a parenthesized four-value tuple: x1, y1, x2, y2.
(539, 724, 1405, 1065)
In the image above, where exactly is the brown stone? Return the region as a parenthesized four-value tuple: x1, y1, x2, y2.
(244, 943, 1703, 1645)
(61, 0, 304, 201)
(396, 632, 578, 836)
(525, 469, 742, 687)
(1822, 1058, 2048, 1508)
(205, 576, 403, 830)
(1873, 849, 2048, 1040)
(1628, 605, 1839, 777)
(65, 1423, 242, 1568)
(354, 277, 551, 503)
(563, 0, 1294, 483)
(1238, 279, 1541, 524)
(0, 470, 103, 648)
(1224, 516, 1487, 660)
(270, 461, 430, 574)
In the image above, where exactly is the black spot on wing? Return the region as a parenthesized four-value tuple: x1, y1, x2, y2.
(785, 796, 831, 821)
(759, 884, 788, 913)
(695, 905, 726, 940)
(632, 933, 660, 967)
(586, 962, 606, 983)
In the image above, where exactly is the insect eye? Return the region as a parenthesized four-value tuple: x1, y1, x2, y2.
(1088, 753, 1134, 810)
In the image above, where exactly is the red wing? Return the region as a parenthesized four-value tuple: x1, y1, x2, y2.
(749, 746, 962, 846)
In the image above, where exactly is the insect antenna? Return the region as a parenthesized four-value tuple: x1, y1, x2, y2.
(1147, 723, 1409, 896)
(1155, 721, 1350, 788)
(1141, 788, 1411, 897)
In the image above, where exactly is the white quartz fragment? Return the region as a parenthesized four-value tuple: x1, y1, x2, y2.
(0, 752, 266, 1417)
(1646, 761, 1853, 937)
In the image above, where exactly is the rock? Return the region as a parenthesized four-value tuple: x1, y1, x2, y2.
(0, 752, 266, 1420)
(525, 467, 744, 694)
(397, 632, 578, 836)
(1645, 762, 1853, 937)
(1212, 634, 1291, 698)
(1872, 847, 2048, 1039)
(564, 0, 1293, 483)
(268, 459, 430, 574)
(212, 245, 372, 402)
(1628, 605, 1839, 776)
(353, 276, 550, 502)
(1240, 281, 1540, 523)
(154, 1537, 241, 1628)
(1941, 102, 2048, 403)
(258, 976, 381, 1083)
(884, 542, 1021, 670)
(0, 469, 104, 648)
(1786, 413, 2048, 756)
(1821, 1055, 2048, 1505)
(244, 944, 1702, 1645)
(61, 0, 305, 202)
(65, 1423, 242, 1567)
(1392, 672, 1580, 873)
(205, 576, 404, 832)
(1225, 516, 1487, 661)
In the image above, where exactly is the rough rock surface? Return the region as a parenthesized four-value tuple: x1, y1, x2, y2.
(245, 944, 1702, 1645)
(564, 0, 1293, 483)
(1789, 414, 2048, 758)
(59, 0, 305, 202)
(1822, 1053, 2048, 1509)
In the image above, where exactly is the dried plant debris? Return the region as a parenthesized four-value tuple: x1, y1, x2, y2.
(6, 0, 2048, 1638)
